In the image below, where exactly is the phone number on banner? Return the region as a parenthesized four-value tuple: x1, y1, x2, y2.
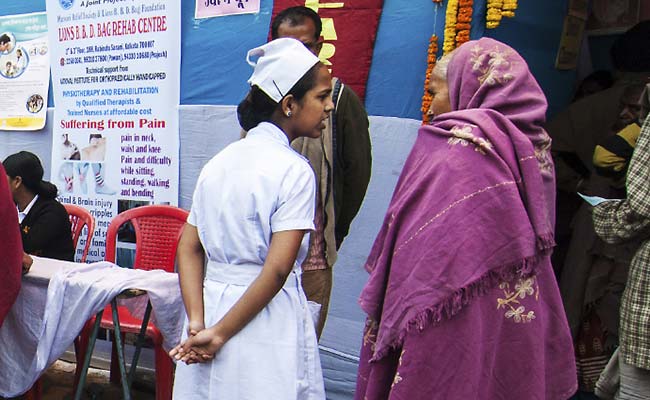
(64, 51, 168, 64)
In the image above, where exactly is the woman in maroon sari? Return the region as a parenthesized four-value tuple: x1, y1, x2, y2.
(355, 38, 577, 399)
(0, 162, 22, 327)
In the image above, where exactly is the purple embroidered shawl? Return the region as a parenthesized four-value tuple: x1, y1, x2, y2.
(359, 38, 557, 361)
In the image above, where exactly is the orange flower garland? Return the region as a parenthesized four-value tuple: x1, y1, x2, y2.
(422, 0, 475, 123)
(443, 0, 474, 54)
(487, 0, 517, 29)
(455, 0, 473, 47)
(421, 34, 439, 124)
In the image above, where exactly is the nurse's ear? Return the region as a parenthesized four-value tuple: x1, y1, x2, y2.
(280, 94, 296, 119)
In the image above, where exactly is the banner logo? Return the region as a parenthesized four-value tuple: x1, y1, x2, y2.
(59, 0, 74, 10)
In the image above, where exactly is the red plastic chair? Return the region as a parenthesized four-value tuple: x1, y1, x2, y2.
(75, 205, 188, 400)
(24, 204, 96, 400)
(64, 204, 96, 263)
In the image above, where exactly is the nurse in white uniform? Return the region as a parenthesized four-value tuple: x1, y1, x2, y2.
(170, 38, 334, 400)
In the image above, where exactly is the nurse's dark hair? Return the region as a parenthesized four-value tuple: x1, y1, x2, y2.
(237, 62, 323, 131)
(3, 151, 58, 199)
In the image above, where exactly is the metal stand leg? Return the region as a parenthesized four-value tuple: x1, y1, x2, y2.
(127, 301, 152, 388)
(74, 310, 103, 400)
(111, 298, 131, 400)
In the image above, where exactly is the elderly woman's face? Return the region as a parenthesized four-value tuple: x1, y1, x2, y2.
(427, 74, 452, 119)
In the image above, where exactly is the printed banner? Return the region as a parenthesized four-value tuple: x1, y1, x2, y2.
(0, 12, 50, 131)
(196, 0, 260, 19)
(271, 0, 384, 101)
(46, 0, 180, 262)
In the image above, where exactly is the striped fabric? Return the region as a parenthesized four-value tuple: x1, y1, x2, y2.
(575, 309, 615, 391)
(593, 114, 650, 370)
(577, 356, 610, 389)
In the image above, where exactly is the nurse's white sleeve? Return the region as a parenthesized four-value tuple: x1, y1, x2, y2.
(187, 177, 202, 227)
(271, 162, 316, 233)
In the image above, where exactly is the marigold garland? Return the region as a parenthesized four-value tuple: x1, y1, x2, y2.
(423, 0, 476, 122)
(455, 0, 473, 48)
(421, 34, 439, 124)
(421, 0, 520, 120)
(442, 0, 459, 55)
(442, 0, 474, 55)
(502, 0, 517, 17)
(487, 0, 517, 29)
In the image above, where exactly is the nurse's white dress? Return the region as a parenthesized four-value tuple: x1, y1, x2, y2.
(172, 122, 325, 399)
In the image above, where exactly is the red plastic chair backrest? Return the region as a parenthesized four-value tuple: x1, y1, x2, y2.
(104, 205, 188, 272)
(63, 204, 96, 263)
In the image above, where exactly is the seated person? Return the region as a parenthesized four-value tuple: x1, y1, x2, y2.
(3, 151, 74, 261)
(547, 21, 650, 193)
(593, 82, 647, 186)
(594, 122, 641, 184)
(547, 21, 650, 276)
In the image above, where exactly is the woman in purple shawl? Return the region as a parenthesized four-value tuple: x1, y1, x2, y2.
(355, 38, 577, 399)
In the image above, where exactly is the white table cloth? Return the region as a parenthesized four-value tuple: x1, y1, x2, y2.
(0, 257, 184, 397)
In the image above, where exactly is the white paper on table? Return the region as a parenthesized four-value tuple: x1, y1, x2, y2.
(578, 192, 623, 207)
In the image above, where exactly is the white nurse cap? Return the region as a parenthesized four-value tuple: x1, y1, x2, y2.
(246, 38, 321, 103)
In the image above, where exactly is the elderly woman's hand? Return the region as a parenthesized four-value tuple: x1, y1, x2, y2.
(22, 253, 33, 274)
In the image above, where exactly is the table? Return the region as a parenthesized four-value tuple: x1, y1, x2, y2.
(74, 287, 153, 400)
(0, 257, 184, 398)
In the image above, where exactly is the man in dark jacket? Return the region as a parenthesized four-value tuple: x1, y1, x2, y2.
(271, 6, 372, 338)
